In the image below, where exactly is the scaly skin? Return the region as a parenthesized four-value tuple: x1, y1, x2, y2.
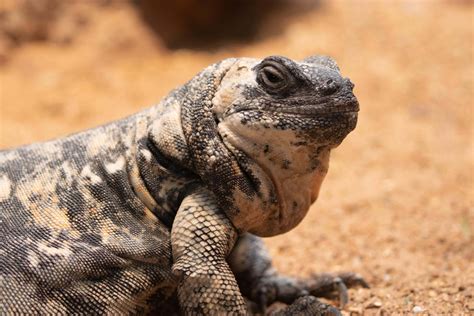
(0, 55, 366, 315)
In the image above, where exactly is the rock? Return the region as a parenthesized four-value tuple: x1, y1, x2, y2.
(412, 305, 424, 313)
(348, 306, 364, 315)
(365, 297, 383, 308)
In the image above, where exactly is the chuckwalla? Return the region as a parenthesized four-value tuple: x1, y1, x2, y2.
(0, 55, 367, 315)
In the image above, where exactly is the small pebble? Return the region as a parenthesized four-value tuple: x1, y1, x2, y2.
(365, 298, 383, 308)
(467, 302, 474, 311)
(412, 306, 424, 313)
(348, 306, 363, 314)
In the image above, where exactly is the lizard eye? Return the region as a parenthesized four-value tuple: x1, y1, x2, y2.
(256, 61, 294, 95)
(261, 67, 284, 87)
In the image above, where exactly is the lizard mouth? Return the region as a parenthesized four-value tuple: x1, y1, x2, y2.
(224, 97, 359, 118)
(278, 99, 359, 116)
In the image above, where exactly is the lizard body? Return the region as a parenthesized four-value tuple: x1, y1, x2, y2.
(0, 56, 366, 315)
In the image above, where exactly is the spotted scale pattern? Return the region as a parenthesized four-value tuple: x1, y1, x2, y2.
(1, 55, 364, 315)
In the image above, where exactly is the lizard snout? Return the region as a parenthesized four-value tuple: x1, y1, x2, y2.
(344, 78, 355, 91)
(319, 76, 354, 97)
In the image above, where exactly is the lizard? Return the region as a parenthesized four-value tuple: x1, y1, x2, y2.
(0, 55, 367, 315)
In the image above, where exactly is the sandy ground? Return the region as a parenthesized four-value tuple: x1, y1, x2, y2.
(0, 1, 473, 314)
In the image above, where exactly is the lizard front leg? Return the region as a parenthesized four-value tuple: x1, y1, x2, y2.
(229, 234, 368, 315)
(171, 187, 247, 315)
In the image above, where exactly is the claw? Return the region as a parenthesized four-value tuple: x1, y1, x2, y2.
(303, 272, 369, 309)
(333, 277, 349, 308)
(257, 287, 269, 314)
(338, 272, 370, 289)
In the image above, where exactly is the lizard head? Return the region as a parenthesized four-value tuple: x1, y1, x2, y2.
(213, 55, 358, 148)
(182, 56, 358, 236)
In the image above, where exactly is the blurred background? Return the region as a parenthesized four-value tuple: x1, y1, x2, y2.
(0, 0, 472, 313)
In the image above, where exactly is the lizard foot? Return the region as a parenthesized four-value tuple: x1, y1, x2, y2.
(252, 272, 368, 313)
(304, 272, 369, 308)
(269, 295, 342, 316)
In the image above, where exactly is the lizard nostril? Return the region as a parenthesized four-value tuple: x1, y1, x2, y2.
(344, 78, 355, 91)
(321, 78, 339, 95)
